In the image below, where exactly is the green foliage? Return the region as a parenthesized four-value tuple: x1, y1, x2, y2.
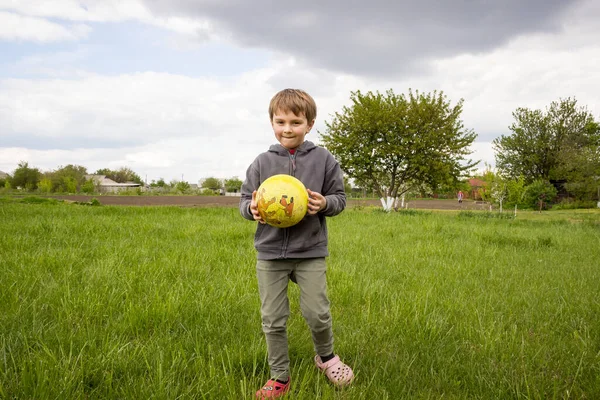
(321, 89, 478, 200)
(223, 177, 243, 192)
(11, 161, 41, 190)
(493, 98, 600, 198)
(47, 164, 88, 193)
(38, 177, 53, 193)
(523, 180, 558, 210)
(344, 180, 352, 194)
(551, 199, 597, 210)
(71, 198, 102, 206)
(175, 181, 191, 193)
(202, 177, 222, 191)
(81, 179, 96, 194)
(505, 175, 526, 206)
(95, 167, 143, 184)
(19, 196, 62, 205)
(150, 178, 167, 188)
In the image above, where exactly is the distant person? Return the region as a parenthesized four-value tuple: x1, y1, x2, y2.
(240, 89, 354, 398)
(457, 190, 464, 204)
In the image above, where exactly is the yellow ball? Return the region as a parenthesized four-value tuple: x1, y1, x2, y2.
(256, 174, 308, 228)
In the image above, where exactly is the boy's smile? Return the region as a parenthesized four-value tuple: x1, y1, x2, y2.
(271, 110, 315, 150)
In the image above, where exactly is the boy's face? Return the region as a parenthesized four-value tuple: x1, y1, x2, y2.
(271, 109, 315, 150)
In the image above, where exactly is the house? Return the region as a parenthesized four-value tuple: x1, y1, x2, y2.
(85, 175, 141, 193)
(468, 178, 487, 201)
(0, 171, 8, 179)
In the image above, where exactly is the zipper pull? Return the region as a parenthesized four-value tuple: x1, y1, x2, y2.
(289, 152, 296, 173)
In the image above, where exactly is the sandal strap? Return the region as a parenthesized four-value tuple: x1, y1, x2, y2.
(316, 355, 341, 370)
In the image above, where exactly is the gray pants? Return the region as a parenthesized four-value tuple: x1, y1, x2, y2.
(256, 258, 334, 380)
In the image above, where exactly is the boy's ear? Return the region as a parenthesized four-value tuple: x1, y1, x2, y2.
(307, 119, 316, 132)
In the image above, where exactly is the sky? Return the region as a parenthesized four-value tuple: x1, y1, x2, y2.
(1, 0, 599, 185)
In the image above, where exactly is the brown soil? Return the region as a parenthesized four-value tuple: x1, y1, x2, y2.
(46, 195, 490, 211)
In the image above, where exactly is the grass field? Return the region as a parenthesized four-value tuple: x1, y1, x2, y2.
(1, 199, 599, 399)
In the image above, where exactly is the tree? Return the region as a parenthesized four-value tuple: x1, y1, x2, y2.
(224, 177, 243, 193)
(150, 178, 167, 188)
(202, 177, 222, 191)
(321, 89, 478, 211)
(523, 180, 558, 211)
(493, 98, 600, 187)
(11, 161, 41, 190)
(95, 167, 143, 184)
(50, 164, 88, 193)
(175, 181, 191, 193)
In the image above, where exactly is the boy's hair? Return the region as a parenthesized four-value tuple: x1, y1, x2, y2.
(269, 89, 317, 122)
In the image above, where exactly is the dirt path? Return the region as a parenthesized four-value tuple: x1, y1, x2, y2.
(45, 195, 490, 211)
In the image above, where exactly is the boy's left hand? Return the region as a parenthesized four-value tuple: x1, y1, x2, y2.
(307, 189, 326, 215)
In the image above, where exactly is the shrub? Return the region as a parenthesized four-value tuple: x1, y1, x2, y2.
(551, 199, 597, 210)
(523, 180, 558, 210)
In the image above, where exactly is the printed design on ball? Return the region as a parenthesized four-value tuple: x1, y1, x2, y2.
(279, 195, 295, 217)
(256, 174, 308, 228)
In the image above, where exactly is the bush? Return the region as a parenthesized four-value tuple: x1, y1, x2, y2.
(551, 199, 597, 210)
(19, 197, 62, 205)
(523, 180, 558, 210)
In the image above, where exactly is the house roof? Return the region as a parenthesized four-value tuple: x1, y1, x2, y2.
(468, 178, 487, 187)
(0, 171, 8, 179)
(85, 174, 140, 187)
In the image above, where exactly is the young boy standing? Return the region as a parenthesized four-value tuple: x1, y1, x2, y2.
(240, 89, 354, 398)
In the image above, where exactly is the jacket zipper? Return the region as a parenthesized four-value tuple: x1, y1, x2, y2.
(280, 151, 297, 258)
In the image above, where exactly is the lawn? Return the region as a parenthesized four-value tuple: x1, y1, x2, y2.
(1, 199, 599, 399)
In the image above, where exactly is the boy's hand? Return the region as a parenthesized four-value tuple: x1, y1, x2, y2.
(307, 189, 326, 215)
(251, 191, 266, 224)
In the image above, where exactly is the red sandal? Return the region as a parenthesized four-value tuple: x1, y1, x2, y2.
(314, 355, 354, 387)
(255, 378, 290, 398)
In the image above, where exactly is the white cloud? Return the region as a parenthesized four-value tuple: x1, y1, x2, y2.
(0, 11, 90, 42)
(1, 0, 600, 184)
(0, 0, 216, 42)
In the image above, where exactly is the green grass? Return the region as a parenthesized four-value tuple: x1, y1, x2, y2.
(1, 202, 599, 399)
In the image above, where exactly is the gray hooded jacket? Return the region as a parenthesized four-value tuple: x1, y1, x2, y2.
(240, 141, 346, 260)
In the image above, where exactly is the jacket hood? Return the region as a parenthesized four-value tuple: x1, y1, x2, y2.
(268, 140, 317, 156)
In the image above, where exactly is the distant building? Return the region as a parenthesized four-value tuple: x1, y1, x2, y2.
(85, 175, 141, 193)
(468, 178, 487, 201)
(0, 171, 8, 179)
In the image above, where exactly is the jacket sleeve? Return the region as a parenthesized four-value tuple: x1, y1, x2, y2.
(320, 154, 346, 217)
(239, 162, 260, 221)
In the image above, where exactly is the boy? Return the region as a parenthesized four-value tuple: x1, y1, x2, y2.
(240, 89, 354, 398)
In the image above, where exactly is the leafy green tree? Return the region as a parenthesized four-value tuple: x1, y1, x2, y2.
(81, 179, 96, 194)
(493, 98, 600, 186)
(50, 164, 88, 192)
(523, 180, 558, 210)
(176, 181, 191, 193)
(224, 177, 243, 193)
(38, 177, 53, 193)
(150, 178, 167, 188)
(11, 161, 41, 190)
(202, 177, 222, 191)
(505, 175, 527, 207)
(95, 167, 143, 184)
(321, 89, 478, 211)
(557, 144, 600, 201)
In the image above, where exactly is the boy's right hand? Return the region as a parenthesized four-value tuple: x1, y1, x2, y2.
(251, 191, 266, 224)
